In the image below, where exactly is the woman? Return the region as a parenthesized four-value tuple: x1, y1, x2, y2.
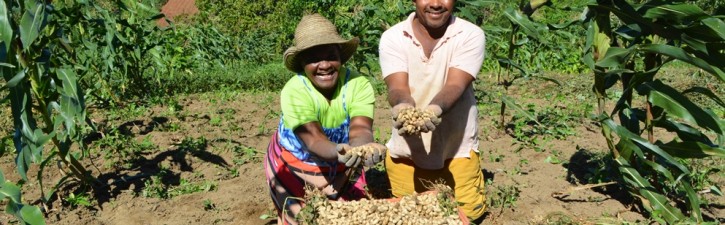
(264, 14, 386, 224)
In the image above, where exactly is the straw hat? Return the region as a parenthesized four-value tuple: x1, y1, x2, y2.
(284, 14, 359, 73)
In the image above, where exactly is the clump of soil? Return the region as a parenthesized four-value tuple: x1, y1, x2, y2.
(297, 185, 465, 225)
(396, 107, 437, 135)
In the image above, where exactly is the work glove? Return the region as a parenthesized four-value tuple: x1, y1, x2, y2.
(336, 144, 361, 167)
(361, 143, 387, 167)
(421, 104, 442, 133)
(391, 103, 414, 130)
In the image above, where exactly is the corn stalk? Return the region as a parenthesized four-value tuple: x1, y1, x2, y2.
(584, 0, 725, 223)
(1, 0, 99, 224)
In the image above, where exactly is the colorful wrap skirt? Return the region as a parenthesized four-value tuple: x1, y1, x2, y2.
(264, 132, 367, 224)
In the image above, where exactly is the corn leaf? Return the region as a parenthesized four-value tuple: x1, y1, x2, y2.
(0, 0, 11, 54)
(19, 205, 46, 225)
(637, 80, 724, 135)
(642, 4, 707, 22)
(7, 71, 26, 88)
(0, 182, 21, 203)
(19, 0, 47, 50)
(682, 86, 725, 108)
(653, 119, 714, 145)
(702, 17, 725, 40)
(658, 141, 725, 159)
(596, 47, 633, 68)
(615, 157, 686, 223)
(500, 95, 540, 125)
(679, 182, 703, 222)
(503, 8, 546, 42)
(603, 119, 690, 174)
(639, 44, 725, 82)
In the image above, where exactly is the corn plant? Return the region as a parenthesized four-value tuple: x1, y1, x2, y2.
(493, 2, 565, 129)
(51, 0, 167, 104)
(583, 0, 724, 223)
(1, 0, 99, 224)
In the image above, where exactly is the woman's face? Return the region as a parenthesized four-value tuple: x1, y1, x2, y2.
(413, 0, 455, 30)
(300, 44, 342, 95)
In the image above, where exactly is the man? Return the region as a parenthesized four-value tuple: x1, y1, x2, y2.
(379, 0, 486, 221)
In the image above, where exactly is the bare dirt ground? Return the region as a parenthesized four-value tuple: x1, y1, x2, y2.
(1, 73, 723, 225)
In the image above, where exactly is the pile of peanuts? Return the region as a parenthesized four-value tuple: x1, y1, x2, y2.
(299, 192, 464, 225)
(396, 107, 437, 135)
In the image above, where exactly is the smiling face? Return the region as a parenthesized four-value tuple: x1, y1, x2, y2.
(300, 44, 342, 97)
(413, 0, 455, 30)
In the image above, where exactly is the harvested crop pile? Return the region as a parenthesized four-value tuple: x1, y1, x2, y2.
(396, 107, 437, 135)
(297, 185, 465, 225)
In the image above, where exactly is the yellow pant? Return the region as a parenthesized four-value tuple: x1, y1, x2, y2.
(385, 150, 486, 221)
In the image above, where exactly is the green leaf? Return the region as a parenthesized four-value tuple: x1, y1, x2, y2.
(19, 0, 47, 50)
(529, 75, 562, 86)
(710, 185, 723, 196)
(0, 0, 12, 53)
(500, 95, 540, 125)
(654, 119, 714, 145)
(544, 155, 561, 164)
(19, 205, 46, 225)
(7, 71, 26, 87)
(596, 47, 633, 68)
(614, 158, 686, 223)
(658, 141, 725, 158)
(497, 58, 530, 76)
(639, 44, 725, 82)
(680, 181, 703, 222)
(638, 80, 724, 134)
(682, 86, 725, 108)
(503, 8, 546, 42)
(642, 4, 707, 22)
(0, 182, 21, 203)
(603, 119, 690, 174)
(702, 17, 725, 40)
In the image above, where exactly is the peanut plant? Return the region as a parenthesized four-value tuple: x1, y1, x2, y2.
(583, 0, 725, 223)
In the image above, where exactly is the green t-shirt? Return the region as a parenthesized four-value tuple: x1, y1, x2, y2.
(277, 68, 375, 161)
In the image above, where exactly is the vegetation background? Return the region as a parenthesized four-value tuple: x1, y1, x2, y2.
(1, 0, 723, 224)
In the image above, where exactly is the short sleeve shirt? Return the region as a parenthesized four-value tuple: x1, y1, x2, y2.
(379, 13, 486, 169)
(277, 68, 376, 165)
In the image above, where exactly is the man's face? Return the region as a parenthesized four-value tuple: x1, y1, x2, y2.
(300, 44, 342, 94)
(413, 0, 455, 29)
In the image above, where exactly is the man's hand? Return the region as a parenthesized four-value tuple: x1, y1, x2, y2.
(361, 143, 387, 167)
(421, 104, 442, 132)
(336, 144, 361, 167)
(392, 103, 414, 130)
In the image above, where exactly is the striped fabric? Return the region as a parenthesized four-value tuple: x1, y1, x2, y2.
(264, 133, 367, 224)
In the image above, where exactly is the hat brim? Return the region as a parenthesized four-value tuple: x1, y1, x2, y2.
(284, 37, 360, 73)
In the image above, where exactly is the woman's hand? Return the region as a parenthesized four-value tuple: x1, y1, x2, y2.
(336, 144, 362, 167)
(361, 143, 387, 167)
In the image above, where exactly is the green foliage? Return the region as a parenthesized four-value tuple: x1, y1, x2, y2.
(1, 0, 103, 223)
(64, 192, 92, 208)
(51, 0, 169, 103)
(584, 0, 725, 223)
(232, 145, 262, 166)
(95, 131, 156, 169)
(486, 181, 521, 209)
(141, 169, 217, 199)
(0, 170, 45, 225)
